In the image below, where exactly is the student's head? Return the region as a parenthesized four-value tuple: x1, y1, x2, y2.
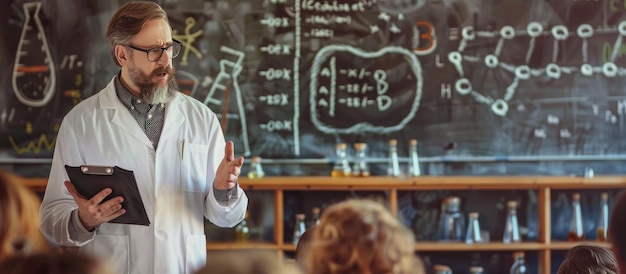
(304, 199, 425, 274)
(196, 250, 301, 274)
(556, 244, 618, 274)
(0, 251, 114, 274)
(0, 170, 49, 259)
(295, 225, 316, 269)
(106, 1, 179, 104)
(610, 190, 626, 271)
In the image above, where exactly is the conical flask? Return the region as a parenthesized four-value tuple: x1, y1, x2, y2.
(509, 251, 528, 274)
(13, 2, 56, 107)
(408, 139, 421, 176)
(331, 143, 351, 177)
(387, 139, 400, 177)
(597, 192, 609, 242)
(436, 196, 465, 241)
(503, 200, 521, 244)
(351, 143, 370, 177)
(247, 156, 265, 179)
(568, 193, 585, 242)
(465, 212, 482, 244)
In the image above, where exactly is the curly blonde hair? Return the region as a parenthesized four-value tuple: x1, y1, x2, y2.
(304, 199, 424, 274)
(0, 170, 49, 259)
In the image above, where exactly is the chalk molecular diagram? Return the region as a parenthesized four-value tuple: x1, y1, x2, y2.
(450, 21, 626, 117)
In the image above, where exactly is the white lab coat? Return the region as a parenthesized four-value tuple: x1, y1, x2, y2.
(40, 78, 248, 274)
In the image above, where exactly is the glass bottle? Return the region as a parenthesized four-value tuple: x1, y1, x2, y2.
(597, 192, 609, 242)
(235, 211, 250, 242)
(331, 143, 351, 177)
(436, 196, 465, 241)
(310, 207, 321, 228)
(292, 213, 307, 245)
(469, 266, 484, 274)
(351, 143, 370, 177)
(408, 139, 421, 177)
(503, 200, 521, 244)
(387, 139, 400, 177)
(509, 251, 528, 274)
(465, 212, 482, 244)
(247, 156, 265, 179)
(568, 193, 585, 242)
(433, 264, 453, 274)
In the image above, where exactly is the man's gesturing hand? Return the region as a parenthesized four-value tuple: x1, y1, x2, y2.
(64, 181, 126, 230)
(214, 141, 244, 190)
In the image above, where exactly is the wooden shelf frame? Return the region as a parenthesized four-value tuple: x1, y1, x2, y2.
(23, 175, 624, 273)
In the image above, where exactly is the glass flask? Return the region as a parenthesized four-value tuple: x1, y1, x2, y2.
(310, 207, 321, 228)
(465, 212, 482, 244)
(469, 266, 484, 274)
(235, 211, 250, 242)
(292, 213, 307, 245)
(351, 143, 370, 177)
(597, 192, 609, 242)
(509, 251, 528, 274)
(387, 139, 400, 177)
(503, 200, 521, 244)
(433, 264, 453, 274)
(247, 156, 265, 179)
(408, 139, 421, 177)
(568, 193, 585, 242)
(331, 143, 351, 177)
(436, 196, 465, 241)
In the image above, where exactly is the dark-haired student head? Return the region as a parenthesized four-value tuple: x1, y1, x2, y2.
(609, 190, 626, 272)
(556, 244, 618, 274)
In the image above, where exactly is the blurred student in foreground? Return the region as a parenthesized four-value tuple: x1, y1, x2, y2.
(304, 199, 425, 274)
(609, 190, 626, 272)
(0, 251, 114, 274)
(0, 170, 49, 260)
(556, 244, 618, 274)
(295, 225, 316, 270)
(195, 250, 301, 274)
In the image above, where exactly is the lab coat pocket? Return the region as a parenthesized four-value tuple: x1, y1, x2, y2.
(185, 234, 207, 273)
(87, 235, 130, 274)
(181, 142, 210, 192)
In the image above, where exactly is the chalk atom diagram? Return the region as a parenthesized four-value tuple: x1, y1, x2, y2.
(450, 21, 626, 117)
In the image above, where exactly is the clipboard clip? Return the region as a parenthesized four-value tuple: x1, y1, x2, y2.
(80, 165, 114, 176)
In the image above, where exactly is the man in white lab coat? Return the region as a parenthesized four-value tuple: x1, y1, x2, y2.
(39, 2, 248, 273)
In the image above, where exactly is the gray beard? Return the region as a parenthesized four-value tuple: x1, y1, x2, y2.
(141, 80, 176, 104)
(138, 76, 177, 105)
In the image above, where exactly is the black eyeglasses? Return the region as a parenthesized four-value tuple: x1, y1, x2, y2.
(125, 39, 182, 62)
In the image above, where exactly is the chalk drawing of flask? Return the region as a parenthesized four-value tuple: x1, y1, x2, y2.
(12, 2, 56, 107)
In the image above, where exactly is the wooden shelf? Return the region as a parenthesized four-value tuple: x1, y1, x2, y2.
(239, 176, 626, 190)
(24, 175, 625, 273)
(415, 242, 547, 251)
(21, 175, 626, 191)
(206, 242, 278, 250)
(548, 241, 611, 250)
(208, 241, 612, 252)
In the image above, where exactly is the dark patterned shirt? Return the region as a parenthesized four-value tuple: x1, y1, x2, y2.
(114, 76, 165, 149)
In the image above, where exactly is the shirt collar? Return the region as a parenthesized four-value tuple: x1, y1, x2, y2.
(114, 74, 163, 113)
(114, 73, 140, 110)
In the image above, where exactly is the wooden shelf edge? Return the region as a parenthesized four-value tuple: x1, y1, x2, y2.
(23, 176, 626, 191)
(548, 241, 611, 250)
(231, 241, 611, 252)
(414, 242, 547, 251)
(206, 242, 278, 250)
(241, 176, 626, 190)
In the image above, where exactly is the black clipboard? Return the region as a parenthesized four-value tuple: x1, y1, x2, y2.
(65, 165, 150, 226)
